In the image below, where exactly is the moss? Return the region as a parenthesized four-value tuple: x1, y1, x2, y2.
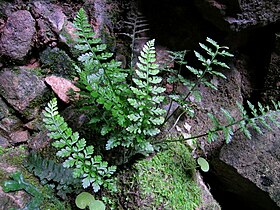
(39, 47, 75, 78)
(0, 146, 69, 210)
(134, 142, 201, 209)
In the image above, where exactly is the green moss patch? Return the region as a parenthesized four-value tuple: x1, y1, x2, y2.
(135, 142, 201, 209)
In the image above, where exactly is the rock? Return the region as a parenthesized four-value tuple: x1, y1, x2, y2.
(0, 146, 31, 210)
(9, 130, 30, 144)
(0, 187, 29, 210)
(212, 113, 280, 209)
(0, 135, 10, 148)
(261, 33, 280, 103)
(30, 1, 66, 46)
(28, 130, 50, 150)
(45, 75, 80, 103)
(59, 20, 77, 46)
(0, 10, 36, 60)
(32, 1, 66, 32)
(195, 0, 280, 31)
(0, 97, 23, 136)
(0, 68, 48, 120)
(40, 47, 74, 77)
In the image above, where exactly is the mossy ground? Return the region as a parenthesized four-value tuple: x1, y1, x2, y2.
(0, 145, 70, 210)
(135, 142, 201, 209)
(111, 142, 201, 209)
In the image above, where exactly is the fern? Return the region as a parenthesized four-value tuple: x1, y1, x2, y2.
(206, 100, 280, 143)
(126, 39, 166, 151)
(72, 9, 166, 153)
(73, 8, 133, 149)
(164, 38, 233, 122)
(122, 11, 149, 68)
(25, 152, 82, 199)
(43, 98, 116, 192)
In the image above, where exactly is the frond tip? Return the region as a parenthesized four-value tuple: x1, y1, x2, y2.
(207, 100, 280, 143)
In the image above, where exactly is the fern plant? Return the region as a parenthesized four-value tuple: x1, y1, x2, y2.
(25, 152, 82, 199)
(207, 100, 280, 143)
(121, 10, 149, 68)
(164, 38, 234, 122)
(72, 8, 165, 153)
(43, 98, 117, 192)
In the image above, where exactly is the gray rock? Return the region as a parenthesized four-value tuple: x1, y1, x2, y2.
(0, 135, 10, 148)
(9, 130, 30, 144)
(218, 113, 280, 208)
(32, 1, 66, 33)
(195, 0, 280, 31)
(0, 10, 36, 60)
(0, 68, 48, 120)
(40, 47, 74, 77)
(0, 97, 22, 136)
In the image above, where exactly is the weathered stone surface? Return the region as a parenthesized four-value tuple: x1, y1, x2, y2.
(0, 147, 31, 210)
(0, 10, 36, 60)
(0, 135, 10, 148)
(195, 0, 280, 31)
(40, 47, 74, 77)
(9, 130, 30, 144)
(216, 113, 280, 208)
(45, 75, 80, 103)
(28, 130, 50, 150)
(0, 68, 47, 119)
(262, 33, 280, 103)
(0, 187, 29, 210)
(32, 1, 66, 33)
(0, 97, 23, 139)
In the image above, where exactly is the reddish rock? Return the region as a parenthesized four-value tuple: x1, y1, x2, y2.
(9, 130, 29, 144)
(45, 75, 80, 103)
(0, 10, 36, 60)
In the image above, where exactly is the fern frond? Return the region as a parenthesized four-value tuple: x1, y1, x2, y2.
(25, 152, 82, 199)
(125, 40, 166, 151)
(206, 100, 280, 143)
(164, 38, 233, 123)
(43, 98, 116, 192)
(122, 11, 150, 68)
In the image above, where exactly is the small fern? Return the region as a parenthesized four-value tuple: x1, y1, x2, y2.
(25, 152, 82, 199)
(72, 8, 166, 153)
(207, 100, 280, 143)
(122, 10, 149, 68)
(164, 38, 233, 122)
(126, 39, 166, 151)
(43, 98, 116, 192)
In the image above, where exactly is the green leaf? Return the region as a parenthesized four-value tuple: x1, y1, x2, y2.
(223, 127, 233, 143)
(75, 192, 95, 209)
(82, 176, 92, 189)
(197, 157, 209, 172)
(89, 200, 106, 210)
(63, 158, 76, 168)
(149, 117, 164, 125)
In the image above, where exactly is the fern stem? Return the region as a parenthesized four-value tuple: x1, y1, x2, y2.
(164, 48, 219, 124)
(164, 52, 187, 122)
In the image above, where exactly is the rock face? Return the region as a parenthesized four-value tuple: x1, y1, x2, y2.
(0, 68, 48, 120)
(32, 1, 66, 46)
(195, 0, 280, 31)
(262, 32, 280, 103)
(208, 114, 280, 209)
(0, 10, 36, 60)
